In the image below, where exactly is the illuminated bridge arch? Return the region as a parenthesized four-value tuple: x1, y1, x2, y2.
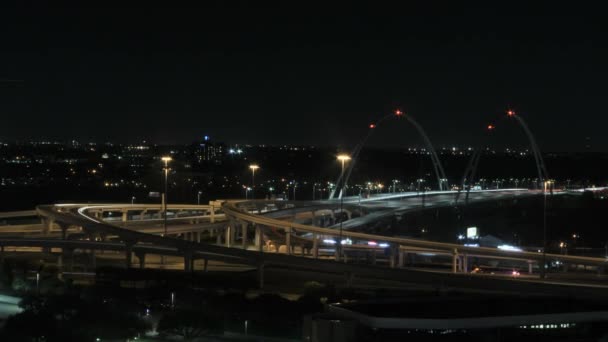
(330, 110, 448, 199)
(456, 109, 550, 204)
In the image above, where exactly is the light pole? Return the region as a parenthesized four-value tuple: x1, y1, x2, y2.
(161, 156, 172, 237)
(336, 154, 351, 261)
(249, 164, 259, 199)
(197, 191, 202, 205)
(312, 183, 317, 201)
(131, 196, 136, 205)
(337, 154, 351, 198)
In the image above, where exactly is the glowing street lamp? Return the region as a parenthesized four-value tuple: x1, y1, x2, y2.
(336, 154, 351, 261)
(161, 156, 172, 237)
(249, 164, 259, 199)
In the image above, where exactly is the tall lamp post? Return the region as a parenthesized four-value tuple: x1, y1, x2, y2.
(249, 164, 259, 199)
(161, 156, 172, 237)
(336, 154, 351, 261)
(337, 154, 351, 198)
(197, 191, 203, 205)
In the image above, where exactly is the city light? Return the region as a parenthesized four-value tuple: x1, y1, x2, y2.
(507, 109, 516, 116)
(395, 109, 403, 116)
(369, 123, 376, 128)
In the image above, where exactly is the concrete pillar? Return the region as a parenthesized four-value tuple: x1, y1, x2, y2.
(528, 261, 533, 274)
(136, 253, 146, 269)
(285, 227, 291, 255)
(140, 210, 147, 220)
(389, 245, 398, 268)
(216, 232, 222, 245)
(184, 251, 193, 272)
(43, 218, 54, 235)
(241, 223, 248, 249)
(452, 248, 459, 273)
(121, 210, 128, 223)
(225, 225, 232, 247)
(462, 253, 468, 273)
(398, 249, 405, 268)
(210, 204, 216, 223)
(255, 225, 263, 251)
(60, 224, 68, 240)
(312, 234, 319, 259)
(196, 231, 201, 243)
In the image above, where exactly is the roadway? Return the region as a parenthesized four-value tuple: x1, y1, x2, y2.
(1, 189, 607, 298)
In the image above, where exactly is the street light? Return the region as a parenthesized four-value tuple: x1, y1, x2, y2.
(161, 156, 172, 237)
(197, 191, 202, 205)
(336, 154, 351, 261)
(131, 196, 136, 205)
(337, 154, 351, 198)
(249, 164, 259, 199)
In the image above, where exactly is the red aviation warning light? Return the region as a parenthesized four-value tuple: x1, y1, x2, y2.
(369, 123, 376, 129)
(507, 110, 516, 117)
(395, 109, 403, 116)
(487, 124, 495, 130)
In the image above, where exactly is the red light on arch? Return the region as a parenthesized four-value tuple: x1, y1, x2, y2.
(507, 110, 516, 117)
(369, 123, 376, 129)
(395, 109, 403, 116)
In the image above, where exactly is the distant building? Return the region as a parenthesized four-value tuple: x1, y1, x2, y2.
(194, 136, 225, 164)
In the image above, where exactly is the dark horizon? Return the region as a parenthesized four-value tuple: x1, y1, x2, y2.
(1, 3, 607, 151)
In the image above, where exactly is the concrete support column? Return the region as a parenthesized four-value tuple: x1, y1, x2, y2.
(241, 223, 248, 249)
(225, 225, 232, 247)
(398, 249, 405, 268)
(216, 232, 222, 245)
(196, 231, 201, 243)
(43, 218, 54, 235)
(312, 234, 319, 259)
(136, 253, 146, 269)
(184, 251, 193, 272)
(452, 248, 459, 273)
(254, 225, 263, 251)
(140, 210, 147, 220)
(528, 261, 533, 274)
(121, 210, 128, 223)
(389, 245, 398, 268)
(462, 253, 468, 273)
(285, 227, 292, 255)
(210, 204, 216, 223)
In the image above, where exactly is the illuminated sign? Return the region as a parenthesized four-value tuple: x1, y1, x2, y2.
(466, 227, 478, 238)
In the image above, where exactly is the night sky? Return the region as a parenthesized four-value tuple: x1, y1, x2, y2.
(1, 3, 606, 151)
